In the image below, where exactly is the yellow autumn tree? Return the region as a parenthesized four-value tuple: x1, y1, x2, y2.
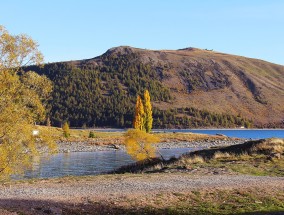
(0, 25, 56, 179)
(133, 95, 145, 131)
(62, 122, 70, 138)
(127, 91, 158, 161)
(143, 90, 153, 133)
(124, 129, 160, 161)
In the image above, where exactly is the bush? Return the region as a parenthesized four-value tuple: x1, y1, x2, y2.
(89, 131, 96, 138)
(62, 122, 70, 138)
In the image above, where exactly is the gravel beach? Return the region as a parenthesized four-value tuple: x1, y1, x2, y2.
(0, 173, 283, 214)
(54, 139, 247, 153)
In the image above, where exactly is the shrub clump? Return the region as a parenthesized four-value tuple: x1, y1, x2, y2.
(88, 131, 96, 138)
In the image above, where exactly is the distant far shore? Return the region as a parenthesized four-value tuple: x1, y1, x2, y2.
(65, 128, 284, 139)
(36, 126, 283, 153)
(70, 128, 284, 130)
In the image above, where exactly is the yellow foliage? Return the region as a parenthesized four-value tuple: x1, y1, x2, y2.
(124, 129, 160, 161)
(133, 95, 145, 131)
(62, 122, 70, 138)
(143, 90, 153, 133)
(0, 26, 43, 73)
(0, 25, 56, 179)
(133, 90, 153, 133)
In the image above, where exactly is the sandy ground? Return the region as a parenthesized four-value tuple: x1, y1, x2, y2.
(0, 173, 283, 214)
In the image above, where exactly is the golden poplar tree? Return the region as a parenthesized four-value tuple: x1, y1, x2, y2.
(143, 90, 153, 133)
(0, 25, 56, 179)
(127, 91, 157, 161)
(133, 95, 145, 131)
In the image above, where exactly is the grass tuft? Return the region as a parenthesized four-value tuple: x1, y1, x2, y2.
(181, 155, 205, 165)
(251, 138, 284, 154)
(213, 151, 232, 159)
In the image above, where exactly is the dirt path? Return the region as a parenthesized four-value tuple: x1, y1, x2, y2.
(0, 173, 283, 214)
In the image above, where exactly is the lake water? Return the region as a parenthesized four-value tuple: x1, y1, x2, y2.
(20, 129, 284, 179)
(22, 148, 195, 179)
(91, 129, 284, 139)
(153, 129, 284, 139)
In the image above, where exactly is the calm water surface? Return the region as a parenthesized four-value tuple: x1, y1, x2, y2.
(91, 129, 284, 139)
(20, 129, 284, 179)
(155, 129, 284, 139)
(23, 148, 194, 179)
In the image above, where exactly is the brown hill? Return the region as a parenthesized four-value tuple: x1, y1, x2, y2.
(27, 46, 284, 128)
(81, 46, 284, 126)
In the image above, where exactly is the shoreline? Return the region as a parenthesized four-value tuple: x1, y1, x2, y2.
(52, 139, 247, 153)
(2, 138, 283, 214)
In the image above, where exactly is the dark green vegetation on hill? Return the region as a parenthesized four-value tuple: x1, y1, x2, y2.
(26, 46, 284, 128)
(27, 52, 171, 128)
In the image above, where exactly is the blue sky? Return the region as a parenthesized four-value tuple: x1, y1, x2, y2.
(1, 0, 283, 65)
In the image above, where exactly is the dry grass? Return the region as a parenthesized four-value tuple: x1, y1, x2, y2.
(174, 138, 284, 176)
(36, 126, 124, 144)
(235, 152, 251, 160)
(251, 138, 284, 154)
(213, 151, 232, 159)
(184, 138, 284, 161)
(156, 132, 227, 142)
(180, 155, 204, 165)
(36, 126, 227, 146)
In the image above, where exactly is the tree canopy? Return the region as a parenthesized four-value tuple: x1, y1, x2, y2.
(133, 95, 145, 131)
(0, 26, 56, 179)
(143, 90, 153, 133)
(124, 129, 159, 161)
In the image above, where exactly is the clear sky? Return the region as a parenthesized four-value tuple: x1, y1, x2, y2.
(1, 0, 283, 65)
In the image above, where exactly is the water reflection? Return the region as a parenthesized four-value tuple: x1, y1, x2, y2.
(23, 148, 194, 179)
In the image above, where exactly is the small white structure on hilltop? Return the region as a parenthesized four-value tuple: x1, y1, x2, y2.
(32, 130, 39, 136)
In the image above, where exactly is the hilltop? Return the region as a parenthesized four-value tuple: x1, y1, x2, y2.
(26, 46, 284, 128)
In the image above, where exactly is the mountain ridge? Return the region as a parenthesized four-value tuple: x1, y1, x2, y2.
(26, 46, 284, 128)
(69, 46, 284, 67)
